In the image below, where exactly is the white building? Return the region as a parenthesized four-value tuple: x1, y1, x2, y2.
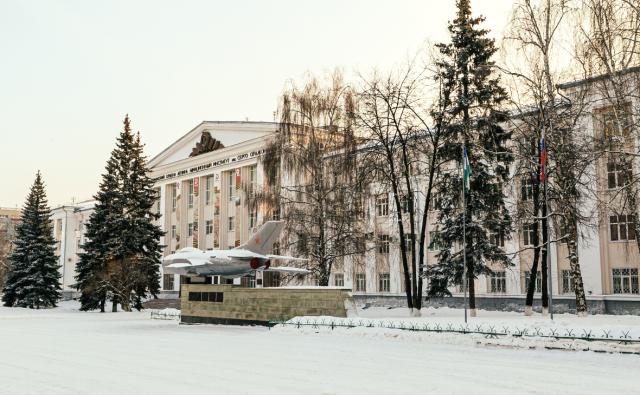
(51, 200, 95, 298)
(54, 107, 640, 312)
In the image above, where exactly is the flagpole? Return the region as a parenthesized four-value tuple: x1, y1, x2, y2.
(542, 133, 554, 320)
(462, 146, 468, 324)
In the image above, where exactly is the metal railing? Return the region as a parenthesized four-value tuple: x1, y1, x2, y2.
(268, 317, 640, 345)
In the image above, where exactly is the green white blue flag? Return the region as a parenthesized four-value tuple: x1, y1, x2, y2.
(463, 146, 470, 192)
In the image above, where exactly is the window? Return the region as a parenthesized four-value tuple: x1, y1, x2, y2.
(400, 194, 410, 213)
(228, 172, 235, 201)
(428, 231, 441, 251)
(171, 225, 176, 239)
(522, 223, 536, 246)
(188, 223, 194, 237)
(610, 214, 636, 241)
(163, 274, 174, 291)
(272, 242, 280, 255)
(403, 233, 414, 253)
(489, 230, 505, 247)
(612, 268, 639, 294)
(601, 105, 631, 140)
(249, 210, 257, 228)
(188, 292, 224, 302)
(521, 271, 542, 293)
(354, 197, 364, 218)
(188, 180, 194, 209)
(171, 186, 177, 212)
(521, 178, 534, 201)
(205, 220, 213, 235)
(607, 158, 631, 189)
(249, 165, 257, 197)
(334, 273, 344, 287)
(377, 234, 390, 254)
(355, 273, 366, 292)
(378, 273, 390, 292)
(558, 221, 569, 244)
(228, 217, 235, 231)
(561, 270, 575, 294)
(489, 271, 507, 293)
(376, 194, 389, 216)
(241, 276, 256, 288)
(205, 176, 213, 205)
(430, 195, 442, 212)
(271, 207, 280, 221)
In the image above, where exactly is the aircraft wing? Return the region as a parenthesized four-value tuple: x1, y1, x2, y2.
(165, 262, 191, 269)
(266, 255, 308, 262)
(263, 266, 311, 274)
(164, 257, 210, 274)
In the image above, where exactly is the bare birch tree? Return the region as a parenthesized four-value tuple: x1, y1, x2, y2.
(505, 0, 590, 314)
(256, 71, 366, 286)
(357, 62, 446, 311)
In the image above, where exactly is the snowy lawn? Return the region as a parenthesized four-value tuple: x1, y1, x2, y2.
(0, 302, 639, 395)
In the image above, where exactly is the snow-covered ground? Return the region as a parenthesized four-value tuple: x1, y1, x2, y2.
(1, 302, 639, 395)
(279, 306, 640, 355)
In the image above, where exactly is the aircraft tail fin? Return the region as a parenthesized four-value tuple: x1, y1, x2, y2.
(238, 221, 284, 255)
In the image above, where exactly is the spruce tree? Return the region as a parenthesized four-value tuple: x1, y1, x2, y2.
(126, 132, 163, 310)
(76, 115, 162, 312)
(76, 154, 122, 312)
(2, 171, 61, 308)
(427, 0, 513, 316)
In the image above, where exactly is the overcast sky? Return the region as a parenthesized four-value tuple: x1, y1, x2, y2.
(0, 0, 514, 208)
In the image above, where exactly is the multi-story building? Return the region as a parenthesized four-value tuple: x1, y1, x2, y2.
(144, 116, 639, 311)
(50, 200, 95, 298)
(0, 208, 20, 289)
(0, 207, 21, 228)
(49, 70, 640, 313)
(149, 121, 279, 292)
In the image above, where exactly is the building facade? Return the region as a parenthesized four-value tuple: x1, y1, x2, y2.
(50, 200, 95, 298)
(49, 76, 640, 312)
(149, 121, 279, 292)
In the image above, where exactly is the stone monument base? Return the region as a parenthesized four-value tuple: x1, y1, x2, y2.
(180, 284, 354, 325)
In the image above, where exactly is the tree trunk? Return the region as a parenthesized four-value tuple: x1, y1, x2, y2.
(417, 157, 438, 311)
(526, 165, 542, 315)
(387, 168, 413, 309)
(100, 298, 105, 313)
(525, 247, 540, 315)
(567, 237, 588, 315)
(112, 298, 118, 313)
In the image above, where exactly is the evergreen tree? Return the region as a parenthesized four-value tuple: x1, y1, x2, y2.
(427, 0, 513, 316)
(127, 132, 163, 309)
(76, 115, 162, 312)
(2, 171, 61, 308)
(75, 154, 122, 312)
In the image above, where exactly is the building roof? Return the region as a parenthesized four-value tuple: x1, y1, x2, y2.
(557, 65, 640, 90)
(148, 121, 278, 168)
